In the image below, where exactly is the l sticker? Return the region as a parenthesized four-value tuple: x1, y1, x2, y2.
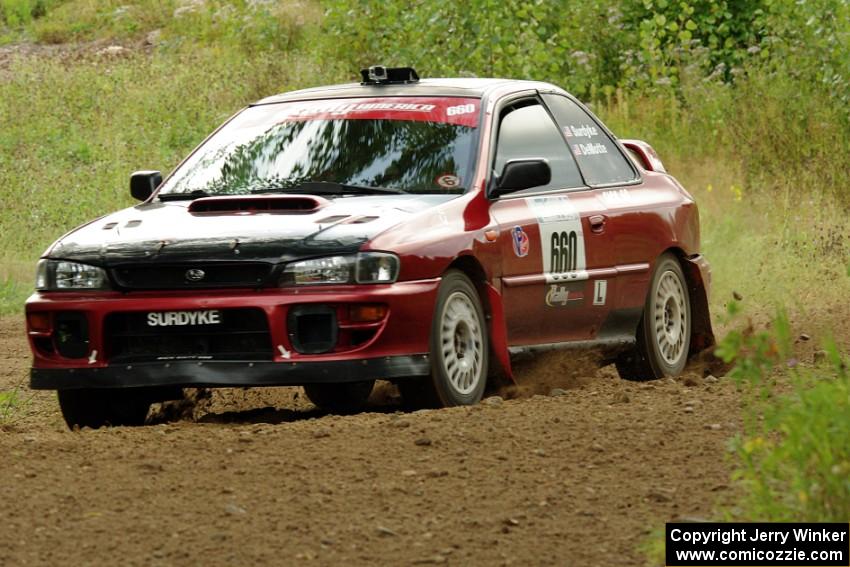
(593, 280, 607, 306)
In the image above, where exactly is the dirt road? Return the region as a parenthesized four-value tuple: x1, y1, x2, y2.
(0, 317, 742, 565)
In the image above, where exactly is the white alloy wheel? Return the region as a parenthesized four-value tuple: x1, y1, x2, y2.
(398, 270, 489, 408)
(615, 254, 691, 381)
(653, 270, 688, 366)
(438, 290, 485, 395)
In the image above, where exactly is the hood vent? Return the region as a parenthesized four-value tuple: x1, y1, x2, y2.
(347, 216, 380, 224)
(189, 195, 328, 214)
(315, 215, 350, 224)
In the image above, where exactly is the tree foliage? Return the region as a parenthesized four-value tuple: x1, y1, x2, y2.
(321, 0, 848, 104)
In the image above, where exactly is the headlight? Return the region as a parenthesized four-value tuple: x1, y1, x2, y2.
(280, 253, 399, 286)
(356, 252, 399, 283)
(36, 259, 110, 291)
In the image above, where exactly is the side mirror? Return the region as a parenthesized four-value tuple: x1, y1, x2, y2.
(130, 170, 162, 201)
(489, 159, 551, 198)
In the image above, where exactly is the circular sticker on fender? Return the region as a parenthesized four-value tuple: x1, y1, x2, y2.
(511, 226, 529, 258)
(436, 174, 460, 189)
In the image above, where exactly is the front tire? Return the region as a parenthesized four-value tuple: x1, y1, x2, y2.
(616, 253, 691, 381)
(58, 389, 152, 429)
(303, 381, 375, 414)
(400, 270, 488, 408)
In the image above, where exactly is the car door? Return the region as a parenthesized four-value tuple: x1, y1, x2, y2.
(488, 97, 615, 347)
(540, 93, 647, 342)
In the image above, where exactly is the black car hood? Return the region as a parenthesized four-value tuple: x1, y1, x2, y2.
(48, 194, 456, 266)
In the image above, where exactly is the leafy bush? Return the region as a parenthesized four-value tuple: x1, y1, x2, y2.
(321, 0, 632, 98)
(618, 0, 768, 89)
(716, 308, 850, 521)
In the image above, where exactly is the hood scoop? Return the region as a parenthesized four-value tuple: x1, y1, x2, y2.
(188, 194, 328, 215)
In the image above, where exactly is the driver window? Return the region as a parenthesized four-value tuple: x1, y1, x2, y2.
(494, 102, 584, 193)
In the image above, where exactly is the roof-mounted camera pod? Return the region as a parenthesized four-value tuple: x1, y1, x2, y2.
(360, 66, 420, 85)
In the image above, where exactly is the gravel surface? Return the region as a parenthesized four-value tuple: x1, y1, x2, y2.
(1, 316, 741, 566)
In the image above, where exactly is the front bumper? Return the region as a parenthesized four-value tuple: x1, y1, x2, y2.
(26, 279, 440, 390)
(31, 356, 430, 390)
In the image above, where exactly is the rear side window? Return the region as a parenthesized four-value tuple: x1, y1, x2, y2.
(494, 102, 584, 193)
(542, 94, 637, 186)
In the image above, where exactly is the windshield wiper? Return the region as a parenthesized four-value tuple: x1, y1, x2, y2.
(251, 181, 404, 196)
(158, 189, 212, 202)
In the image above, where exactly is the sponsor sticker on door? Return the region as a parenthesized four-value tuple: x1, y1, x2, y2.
(545, 281, 585, 308)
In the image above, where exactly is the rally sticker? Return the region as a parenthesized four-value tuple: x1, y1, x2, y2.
(511, 226, 529, 257)
(599, 188, 632, 207)
(436, 174, 460, 189)
(545, 281, 585, 308)
(272, 97, 481, 127)
(526, 196, 588, 308)
(572, 143, 608, 156)
(525, 196, 587, 283)
(565, 123, 609, 156)
(593, 280, 607, 306)
(563, 124, 599, 138)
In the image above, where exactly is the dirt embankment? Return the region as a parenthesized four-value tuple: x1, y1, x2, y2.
(1, 316, 741, 566)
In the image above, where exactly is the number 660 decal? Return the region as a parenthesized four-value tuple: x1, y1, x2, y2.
(550, 231, 578, 273)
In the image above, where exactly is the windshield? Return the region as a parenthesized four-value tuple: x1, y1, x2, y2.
(158, 96, 481, 197)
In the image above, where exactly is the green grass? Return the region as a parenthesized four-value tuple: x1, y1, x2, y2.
(1, 0, 320, 48)
(0, 385, 31, 424)
(0, 276, 29, 315)
(0, 0, 51, 27)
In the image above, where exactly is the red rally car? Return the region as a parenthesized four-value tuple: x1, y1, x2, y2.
(25, 66, 713, 428)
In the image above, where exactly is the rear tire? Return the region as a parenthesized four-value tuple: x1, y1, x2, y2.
(303, 381, 375, 414)
(616, 253, 691, 381)
(400, 270, 488, 408)
(58, 389, 152, 429)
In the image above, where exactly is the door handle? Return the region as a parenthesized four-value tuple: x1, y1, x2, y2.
(589, 214, 607, 233)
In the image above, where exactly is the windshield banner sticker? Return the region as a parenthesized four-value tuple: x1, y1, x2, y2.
(273, 97, 480, 127)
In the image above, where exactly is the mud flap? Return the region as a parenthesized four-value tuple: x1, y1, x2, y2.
(484, 282, 514, 381)
(682, 254, 715, 355)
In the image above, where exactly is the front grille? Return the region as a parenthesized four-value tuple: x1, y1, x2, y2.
(111, 263, 272, 290)
(104, 308, 272, 363)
